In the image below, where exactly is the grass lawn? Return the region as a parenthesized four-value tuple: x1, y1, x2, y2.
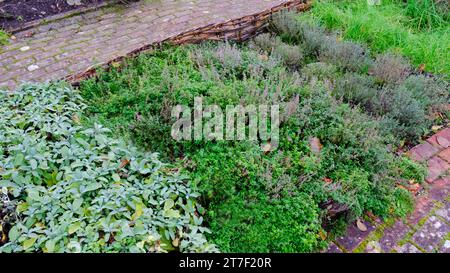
(305, 0, 450, 77)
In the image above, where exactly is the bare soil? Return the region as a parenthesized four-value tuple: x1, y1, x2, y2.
(0, 0, 109, 30)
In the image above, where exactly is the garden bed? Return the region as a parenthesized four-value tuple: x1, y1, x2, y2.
(0, 0, 111, 31)
(76, 11, 448, 252)
(0, 0, 448, 254)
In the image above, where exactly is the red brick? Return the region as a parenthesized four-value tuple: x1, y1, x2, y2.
(438, 148, 450, 163)
(427, 128, 450, 149)
(408, 142, 440, 162)
(426, 156, 450, 183)
(408, 194, 434, 225)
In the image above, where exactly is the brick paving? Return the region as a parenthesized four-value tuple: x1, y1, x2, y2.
(0, 0, 308, 91)
(327, 128, 450, 253)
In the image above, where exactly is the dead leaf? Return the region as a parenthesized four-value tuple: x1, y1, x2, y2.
(261, 143, 272, 154)
(323, 177, 333, 184)
(436, 136, 450, 148)
(119, 159, 130, 169)
(418, 63, 426, 73)
(365, 211, 377, 222)
(319, 230, 327, 240)
(408, 183, 421, 194)
(10, 35, 16, 40)
(111, 61, 121, 68)
(172, 237, 179, 247)
(24, 31, 35, 38)
(258, 54, 269, 61)
(431, 125, 443, 132)
(309, 137, 322, 154)
(356, 219, 367, 232)
(72, 114, 80, 124)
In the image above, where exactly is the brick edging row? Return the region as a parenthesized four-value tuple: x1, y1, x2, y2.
(325, 127, 450, 253)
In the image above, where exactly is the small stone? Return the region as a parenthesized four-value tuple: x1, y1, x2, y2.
(412, 216, 450, 252)
(309, 137, 322, 154)
(20, 46, 30, 52)
(27, 65, 39, 72)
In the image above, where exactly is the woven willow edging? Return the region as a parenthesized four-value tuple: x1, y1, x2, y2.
(67, 0, 312, 84)
(167, 0, 311, 45)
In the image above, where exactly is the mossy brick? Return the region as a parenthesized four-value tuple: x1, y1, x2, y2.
(435, 201, 450, 223)
(394, 243, 423, 253)
(323, 243, 343, 253)
(378, 220, 410, 252)
(335, 219, 376, 252)
(411, 216, 450, 252)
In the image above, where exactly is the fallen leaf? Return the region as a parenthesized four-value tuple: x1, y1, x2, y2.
(356, 219, 367, 232)
(408, 183, 421, 194)
(111, 61, 121, 68)
(323, 177, 333, 183)
(431, 125, 442, 132)
(309, 137, 322, 154)
(319, 230, 327, 240)
(436, 136, 450, 148)
(365, 211, 377, 222)
(172, 237, 180, 247)
(119, 159, 130, 169)
(418, 63, 426, 73)
(261, 143, 272, 154)
(258, 54, 269, 61)
(72, 114, 80, 124)
(24, 31, 35, 38)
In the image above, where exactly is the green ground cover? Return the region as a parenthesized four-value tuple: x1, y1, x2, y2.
(0, 30, 8, 46)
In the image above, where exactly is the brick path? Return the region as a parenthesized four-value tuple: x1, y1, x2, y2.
(326, 128, 450, 253)
(0, 0, 308, 91)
